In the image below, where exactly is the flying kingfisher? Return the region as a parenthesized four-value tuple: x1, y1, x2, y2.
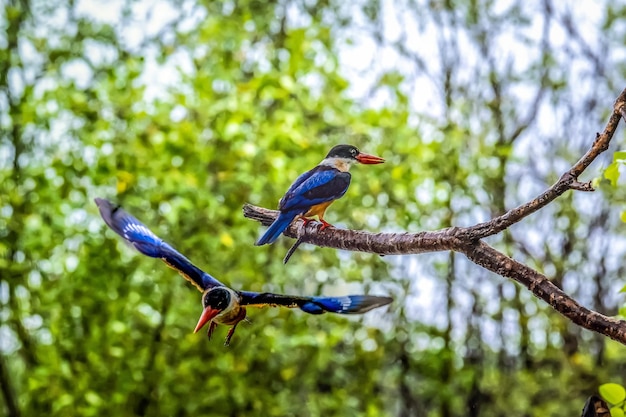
(255, 144, 384, 246)
(95, 198, 392, 346)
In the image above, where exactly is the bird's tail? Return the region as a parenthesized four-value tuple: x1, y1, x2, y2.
(300, 295, 393, 315)
(255, 210, 299, 246)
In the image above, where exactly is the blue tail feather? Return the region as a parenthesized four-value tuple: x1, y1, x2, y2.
(299, 302, 326, 315)
(255, 211, 299, 245)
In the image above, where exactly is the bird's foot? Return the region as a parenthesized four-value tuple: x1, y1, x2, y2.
(207, 321, 218, 340)
(318, 219, 333, 231)
(224, 324, 238, 347)
(300, 216, 332, 230)
(300, 216, 315, 227)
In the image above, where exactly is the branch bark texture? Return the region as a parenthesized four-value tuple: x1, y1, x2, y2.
(244, 87, 626, 345)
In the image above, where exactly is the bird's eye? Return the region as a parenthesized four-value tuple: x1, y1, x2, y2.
(351, 149, 357, 156)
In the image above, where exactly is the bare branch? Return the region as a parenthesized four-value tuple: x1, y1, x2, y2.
(244, 204, 455, 255)
(460, 241, 626, 344)
(244, 202, 626, 344)
(460, 87, 626, 240)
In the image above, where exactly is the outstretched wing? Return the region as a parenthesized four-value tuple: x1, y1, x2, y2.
(238, 291, 392, 315)
(279, 166, 351, 212)
(95, 198, 224, 292)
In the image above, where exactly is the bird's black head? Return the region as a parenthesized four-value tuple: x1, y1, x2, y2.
(325, 144, 385, 165)
(202, 287, 232, 310)
(194, 287, 235, 334)
(326, 144, 360, 160)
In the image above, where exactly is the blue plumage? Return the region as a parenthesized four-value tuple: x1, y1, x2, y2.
(256, 166, 351, 245)
(238, 291, 392, 315)
(96, 197, 392, 344)
(308, 295, 392, 314)
(95, 198, 224, 291)
(254, 210, 301, 246)
(299, 302, 326, 315)
(279, 169, 316, 204)
(279, 168, 350, 212)
(256, 145, 384, 246)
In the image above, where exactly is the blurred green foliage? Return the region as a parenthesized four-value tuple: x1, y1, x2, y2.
(2, 0, 626, 416)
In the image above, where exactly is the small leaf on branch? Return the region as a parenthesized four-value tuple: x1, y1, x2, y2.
(599, 383, 626, 406)
(604, 151, 626, 187)
(604, 162, 620, 186)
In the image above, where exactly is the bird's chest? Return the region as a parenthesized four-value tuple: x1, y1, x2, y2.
(215, 305, 247, 326)
(304, 200, 335, 217)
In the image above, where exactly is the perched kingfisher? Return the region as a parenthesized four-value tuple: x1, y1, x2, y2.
(95, 198, 392, 345)
(255, 144, 384, 246)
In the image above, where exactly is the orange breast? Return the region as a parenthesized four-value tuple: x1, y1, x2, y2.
(304, 200, 334, 218)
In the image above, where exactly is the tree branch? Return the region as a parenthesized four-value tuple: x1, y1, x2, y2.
(244, 203, 626, 343)
(460, 241, 626, 343)
(461, 87, 626, 240)
(244, 204, 456, 255)
(243, 87, 626, 345)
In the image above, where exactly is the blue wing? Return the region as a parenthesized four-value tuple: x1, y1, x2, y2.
(238, 291, 392, 315)
(95, 198, 224, 291)
(304, 295, 393, 314)
(279, 166, 351, 212)
(280, 169, 317, 202)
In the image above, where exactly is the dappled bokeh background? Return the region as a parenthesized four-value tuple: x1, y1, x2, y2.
(2, 0, 626, 416)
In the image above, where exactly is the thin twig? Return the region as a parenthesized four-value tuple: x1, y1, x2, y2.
(460, 87, 626, 240)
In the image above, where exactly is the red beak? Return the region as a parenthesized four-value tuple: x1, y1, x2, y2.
(355, 152, 385, 164)
(194, 307, 220, 333)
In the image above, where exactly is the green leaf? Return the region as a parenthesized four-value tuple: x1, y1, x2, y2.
(600, 383, 626, 405)
(604, 162, 620, 186)
(614, 150, 626, 161)
(621, 211, 626, 224)
(610, 406, 625, 417)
